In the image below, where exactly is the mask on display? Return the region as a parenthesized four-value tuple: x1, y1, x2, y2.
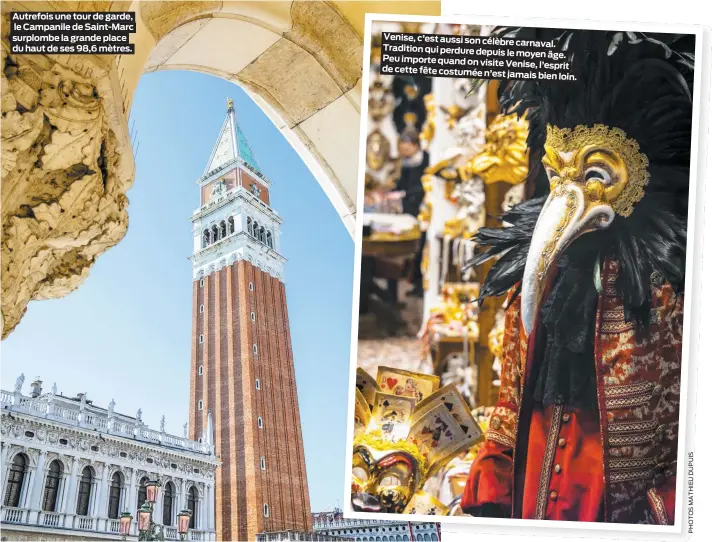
(352, 367, 482, 514)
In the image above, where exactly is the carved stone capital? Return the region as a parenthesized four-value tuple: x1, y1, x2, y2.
(1, 16, 134, 337)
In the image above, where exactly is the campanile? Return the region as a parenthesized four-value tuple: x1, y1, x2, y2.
(188, 99, 312, 541)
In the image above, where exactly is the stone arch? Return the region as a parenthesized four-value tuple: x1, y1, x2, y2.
(0, 0, 439, 338)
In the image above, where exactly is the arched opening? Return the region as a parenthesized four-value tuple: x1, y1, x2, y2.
(259, 226, 266, 244)
(0, 1, 442, 338)
(266, 231, 273, 248)
(42, 460, 64, 512)
(228, 216, 235, 235)
(246, 217, 252, 236)
(219, 220, 227, 239)
(3, 453, 28, 508)
(211, 225, 218, 243)
(76, 467, 94, 516)
(163, 481, 175, 526)
(137, 476, 149, 509)
(107, 471, 123, 519)
(252, 221, 260, 238)
(187, 486, 198, 529)
(202, 229, 210, 248)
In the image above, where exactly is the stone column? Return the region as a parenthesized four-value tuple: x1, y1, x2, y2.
(26, 449, 47, 522)
(206, 483, 215, 530)
(94, 463, 110, 527)
(0, 444, 10, 490)
(154, 478, 163, 526)
(61, 457, 80, 526)
(126, 468, 138, 515)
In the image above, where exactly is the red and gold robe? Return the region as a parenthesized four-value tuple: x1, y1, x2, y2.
(461, 260, 682, 524)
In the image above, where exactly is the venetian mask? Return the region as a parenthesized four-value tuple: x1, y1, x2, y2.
(463, 113, 529, 185)
(521, 124, 649, 335)
(351, 367, 483, 515)
(352, 444, 422, 513)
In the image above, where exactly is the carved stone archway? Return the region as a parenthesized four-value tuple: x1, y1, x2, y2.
(1, 1, 439, 338)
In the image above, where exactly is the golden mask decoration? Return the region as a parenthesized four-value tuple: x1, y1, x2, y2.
(427, 283, 480, 340)
(520, 124, 649, 335)
(366, 130, 392, 171)
(439, 104, 474, 130)
(463, 113, 529, 185)
(352, 367, 482, 514)
(420, 94, 436, 149)
(543, 124, 649, 218)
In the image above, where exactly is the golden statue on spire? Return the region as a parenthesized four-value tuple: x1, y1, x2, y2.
(227, 97, 234, 111)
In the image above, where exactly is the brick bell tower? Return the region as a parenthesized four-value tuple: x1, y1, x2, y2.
(189, 99, 312, 541)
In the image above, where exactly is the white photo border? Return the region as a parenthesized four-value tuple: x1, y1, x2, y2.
(344, 12, 706, 539)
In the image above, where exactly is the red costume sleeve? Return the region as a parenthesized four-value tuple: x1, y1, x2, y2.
(461, 292, 523, 518)
(460, 436, 513, 516)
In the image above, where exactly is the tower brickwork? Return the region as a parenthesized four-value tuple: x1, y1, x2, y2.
(189, 100, 311, 541)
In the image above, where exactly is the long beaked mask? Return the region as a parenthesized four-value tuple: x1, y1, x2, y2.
(520, 124, 650, 335)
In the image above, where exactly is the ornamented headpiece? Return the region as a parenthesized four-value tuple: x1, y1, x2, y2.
(544, 124, 650, 217)
(470, 28, 692, 328)
(352, 367, 482, 514)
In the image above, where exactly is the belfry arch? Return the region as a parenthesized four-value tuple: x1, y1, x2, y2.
(0, 1, 438, 338)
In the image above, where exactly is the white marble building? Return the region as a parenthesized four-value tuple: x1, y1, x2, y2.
(312, 510, 440, 542)
(1, 376, 218, 541)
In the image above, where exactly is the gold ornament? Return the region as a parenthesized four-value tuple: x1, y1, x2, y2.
(463, 113, 529, 185)
(366, 130, 392, 171)
(420, 94, 436, 149)
(543, 124, 650, 217)
(439, 104, 474, 130)
(427, 283, 481, 340)
(351, 369, 482, 514)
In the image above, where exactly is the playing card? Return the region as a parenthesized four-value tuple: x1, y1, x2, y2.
(407, 403, 462, 466)
(414, 383, 483, 444)
(369, 392, 417, 441)
(375, 367, 440, 402)
(356, 368, 378, 408)
(354, 387, 371, 438)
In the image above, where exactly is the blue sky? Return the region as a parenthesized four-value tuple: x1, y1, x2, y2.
(1, 70, 355, 513)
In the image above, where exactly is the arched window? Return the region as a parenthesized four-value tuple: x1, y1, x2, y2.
(137, 476, 149, 509)
(107, 472, 122, 519)
(210, 225, 218, 244)
(228, 217, 235, 235)
(219, 221, 227, 239)
(202, 229, 210, 248)
(163, 482, 175, 526)
(252, 221, 259, 238)
(247, 217, 252, 236)
(3, 454, 27, 508)
(416, 535, 423, 542)
(259, 226, 266, 243)
(42, 460, 63, 512)
(266, 232, 273, 248)
(76, 467, 93, 516)
(187, 486, 198, 529)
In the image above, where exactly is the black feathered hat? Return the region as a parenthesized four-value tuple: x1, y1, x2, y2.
(469, 28, 694, 327)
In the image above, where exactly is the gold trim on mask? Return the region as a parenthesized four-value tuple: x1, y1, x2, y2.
(544, 124, 650, 217)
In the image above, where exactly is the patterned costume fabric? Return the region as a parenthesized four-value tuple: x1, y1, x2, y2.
(461, 260, 682, 523)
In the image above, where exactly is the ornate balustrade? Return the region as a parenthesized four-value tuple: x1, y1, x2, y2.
(1, 389, 213, 456)
(1, 507, 213, 540)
